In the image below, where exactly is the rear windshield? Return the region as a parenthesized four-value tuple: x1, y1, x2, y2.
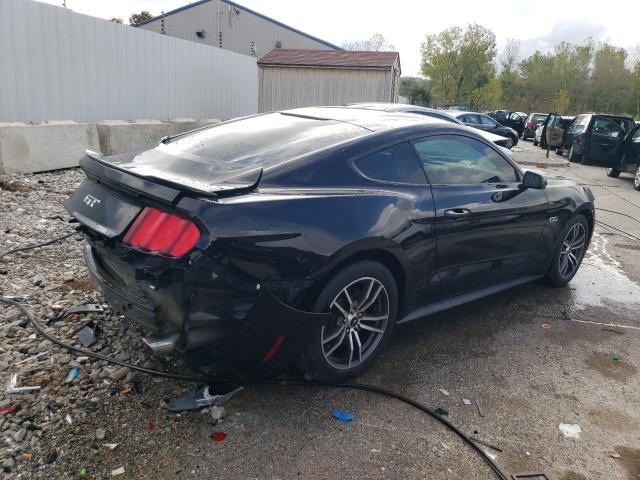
(568, 115, 589, 134)
(532, 114, 547, 124)
(163, 113, 366, 170)
(603, 117, 635, 133)
(558, 118, 571, 128)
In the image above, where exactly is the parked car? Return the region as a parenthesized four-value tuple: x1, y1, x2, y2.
(445, 111, 519, 149)
(64, 107, 595, 382)
(491, 110, 526, 137)
(603, 123, 640, 190)
(533, 114, 574, 149)
(561, 113, 635, 164)
(522, 113, 548, 141)
(346, 103, 513, 151)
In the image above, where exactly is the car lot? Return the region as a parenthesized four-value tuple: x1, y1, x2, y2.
(1, 141, 639, 479)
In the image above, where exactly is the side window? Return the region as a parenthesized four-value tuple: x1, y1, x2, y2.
(568, 115, 588, 135)
(480, 116, 497, 127)
(592, 118, 623, 138)
(632, 128, 640, 143)
(355, 142, 426, 184)
(463, 115, 479, 125)
(412, 135, 519, 185)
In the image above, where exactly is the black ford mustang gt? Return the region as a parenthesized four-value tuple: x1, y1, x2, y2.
(65, 107, 595, 382)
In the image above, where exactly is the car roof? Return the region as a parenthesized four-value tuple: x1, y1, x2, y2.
(345, 103, 461, 123)
(444, 110, 483, 117)
(282, 106, 447, 132)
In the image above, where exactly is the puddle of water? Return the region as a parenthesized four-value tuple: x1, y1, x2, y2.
(569, 233, 640, 309)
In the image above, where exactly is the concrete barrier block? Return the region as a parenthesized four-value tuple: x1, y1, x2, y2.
(0, 121, 100, 174)
(97, 120, 171, 156)
(168, 118, 221, 136)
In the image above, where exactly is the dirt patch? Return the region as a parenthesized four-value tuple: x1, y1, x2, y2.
(0, 176, 37, 192)
(584, 352, 637, 382)
(58, 275, 97, 293)
(587, 408, 640, 433)
(613, 447, 640, 480)
(559, 472, 588, 480)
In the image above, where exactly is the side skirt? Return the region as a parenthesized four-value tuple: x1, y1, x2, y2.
(398, 275, 542, 324)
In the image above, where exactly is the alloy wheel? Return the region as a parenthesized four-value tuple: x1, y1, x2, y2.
(558, 223, 586, 279)
(504, 137, 514, 149)
(321, 277, 389, 370)
(635, 166, 640, 190)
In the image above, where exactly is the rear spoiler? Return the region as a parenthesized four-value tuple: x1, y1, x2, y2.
(80, 151, 263, 206)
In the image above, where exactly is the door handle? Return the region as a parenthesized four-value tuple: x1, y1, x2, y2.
(444, 208, 470, 219)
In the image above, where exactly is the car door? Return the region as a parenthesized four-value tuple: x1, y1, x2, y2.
(621, 125, 640, 173)
(411, 134, 550, 294)
(587, 116, 625, 165)
(544, 112, 564, 147)
(479, 114, 500, 133)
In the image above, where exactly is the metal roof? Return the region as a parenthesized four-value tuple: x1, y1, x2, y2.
(133, 0, 342, 51)
(258, 49, 399, 69)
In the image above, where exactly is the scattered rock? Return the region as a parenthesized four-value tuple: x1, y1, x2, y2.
(95, 428, 106, 440)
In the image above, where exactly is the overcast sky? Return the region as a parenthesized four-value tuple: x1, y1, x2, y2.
(37, 0, 640, 76)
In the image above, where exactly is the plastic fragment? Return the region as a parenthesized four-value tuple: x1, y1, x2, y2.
(65, 368, 79, 384)
(111, 466, 125, 476)
(463, 398, 472, 406)
(76, 324, 96, 347)
(607, 451, 621, 458)
(559, 423, 581, 439)
(438, 389, 450, 396)
(79, 468, 88, 478)
(475, 400, 485, 417)
(612, 355, 621, 363)
(65, 414, 73, 425)
(103, 443, 119, 450)
(210, 431, 227, 442)
(332, 409, 354, 422)
(541, 323, 551, 330)
(0, 404, 18, 415)
(211, 405, 226, 421)
(21, 453, 32, 460)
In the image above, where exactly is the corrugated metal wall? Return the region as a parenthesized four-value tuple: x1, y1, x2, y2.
(138, 0, 337, 59)
(259, 67, 398, 112)
(0, 0, 258, 123)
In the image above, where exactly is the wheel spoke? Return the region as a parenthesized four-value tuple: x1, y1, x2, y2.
(359, 284, 383, 313)
(559, 255, 569, 275)
(568, 252, 578, 268)
(571, 241, 585, 251)
(347, 331, 354, 367)
(353, 330, 362, 362)
(325, 328, 347, 357)
(361, 315, 387, 322)
(322, 326, 345, 345)
(343, 287, 354, 310)
(359, 323, 383, 333)
(331, 299, 349, 319)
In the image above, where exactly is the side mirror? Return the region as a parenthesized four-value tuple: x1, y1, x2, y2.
(521, 171, 547, 190)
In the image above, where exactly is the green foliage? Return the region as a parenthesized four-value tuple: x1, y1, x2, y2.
(469, 78, 502, 111)
(129, 11, 153, 26)
(109, 17, 123, 24)
(399, 77, 432, 106)
(551, 89, 570, 114)
(421, 24, 496, 106)
(342, 34, 395, 52)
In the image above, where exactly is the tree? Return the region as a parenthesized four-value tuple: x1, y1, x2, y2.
(469, 78, 502, 111)
(110, 17, 123, 24)
(421, 24, 496, 106)
(551, 89, 570, 114)
(342, 34, 395, 51)
(399, 77, 432, 106)
(129, 11, 153, 26)
(499, 39, 521, 73)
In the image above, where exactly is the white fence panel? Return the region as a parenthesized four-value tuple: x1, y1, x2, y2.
(0, 0, 258, 123)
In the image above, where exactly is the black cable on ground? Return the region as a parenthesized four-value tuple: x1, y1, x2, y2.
(595, 207, 640, 225)
(0, 232, 77, 261)
(0, 296, 509, 480)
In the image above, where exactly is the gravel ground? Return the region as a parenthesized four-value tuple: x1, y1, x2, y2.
(1, 144, 640, 479)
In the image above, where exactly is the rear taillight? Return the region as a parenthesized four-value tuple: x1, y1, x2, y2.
(122, 207, 200, 257)
(527, 120, 533, 129)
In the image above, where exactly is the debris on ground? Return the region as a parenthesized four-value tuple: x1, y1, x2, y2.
(475, 400, 485, 417)
(559, 423, 582, 439)
(612, 355, 621, 363)
(111, 466, 125, 476)
(210, 432, 228, 443)
(541, 323, 552, 330)
(332, 409, 354, 422)
(109, 367, 131, 381)
(76, 323, 97, 347)
(163, 384, 243, 412)
(6, 373, 41, 394)
(438, 389, 450, 396)
(65, 367, 79, 383)
(606, 450, 621, 458)
(95, 428, 106, 440)
(463, 398, 471, 406)
(211, 405, 227, 422)
(435, 407, 449, 416)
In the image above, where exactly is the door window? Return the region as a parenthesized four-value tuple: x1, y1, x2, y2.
(632, 128, 640, 143)
(355, 142, 426, 184)
(412, 135, 519, 185)
(592, 117, 623, 139)
(479, 116, 498, 128)
(462, 115, 480, 125)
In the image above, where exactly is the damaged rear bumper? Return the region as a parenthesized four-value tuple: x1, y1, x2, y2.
(83, 242, 329, 376)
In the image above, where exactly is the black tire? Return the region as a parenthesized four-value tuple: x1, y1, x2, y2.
(544, 215, 589, 287)
(634, 165, 640, 191)
(504, 136, 514, 149)
(298, 261, 398, 382)
(522, 133, 528, 141)
(510, 134, 519, 148)
(606, 167, 620, 178)
(533, 139, 539, 146)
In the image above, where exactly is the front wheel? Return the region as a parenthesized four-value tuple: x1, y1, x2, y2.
(606, 167, 620, 178)
(504, 136, 514, 149)
(299, 261, 398, 382)
(544, 215, 589, 287)
(533, 138, 539, 146)
(634, 165, 640, 191)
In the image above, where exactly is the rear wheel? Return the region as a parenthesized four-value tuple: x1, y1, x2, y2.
(568, 144, 579, 162)
(634, 165, 640, 191)
(533, 138, 539, 146)
(544, 215, 589, 287)
(606, 167, 621, 178)
(299, 261, 398, 382)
